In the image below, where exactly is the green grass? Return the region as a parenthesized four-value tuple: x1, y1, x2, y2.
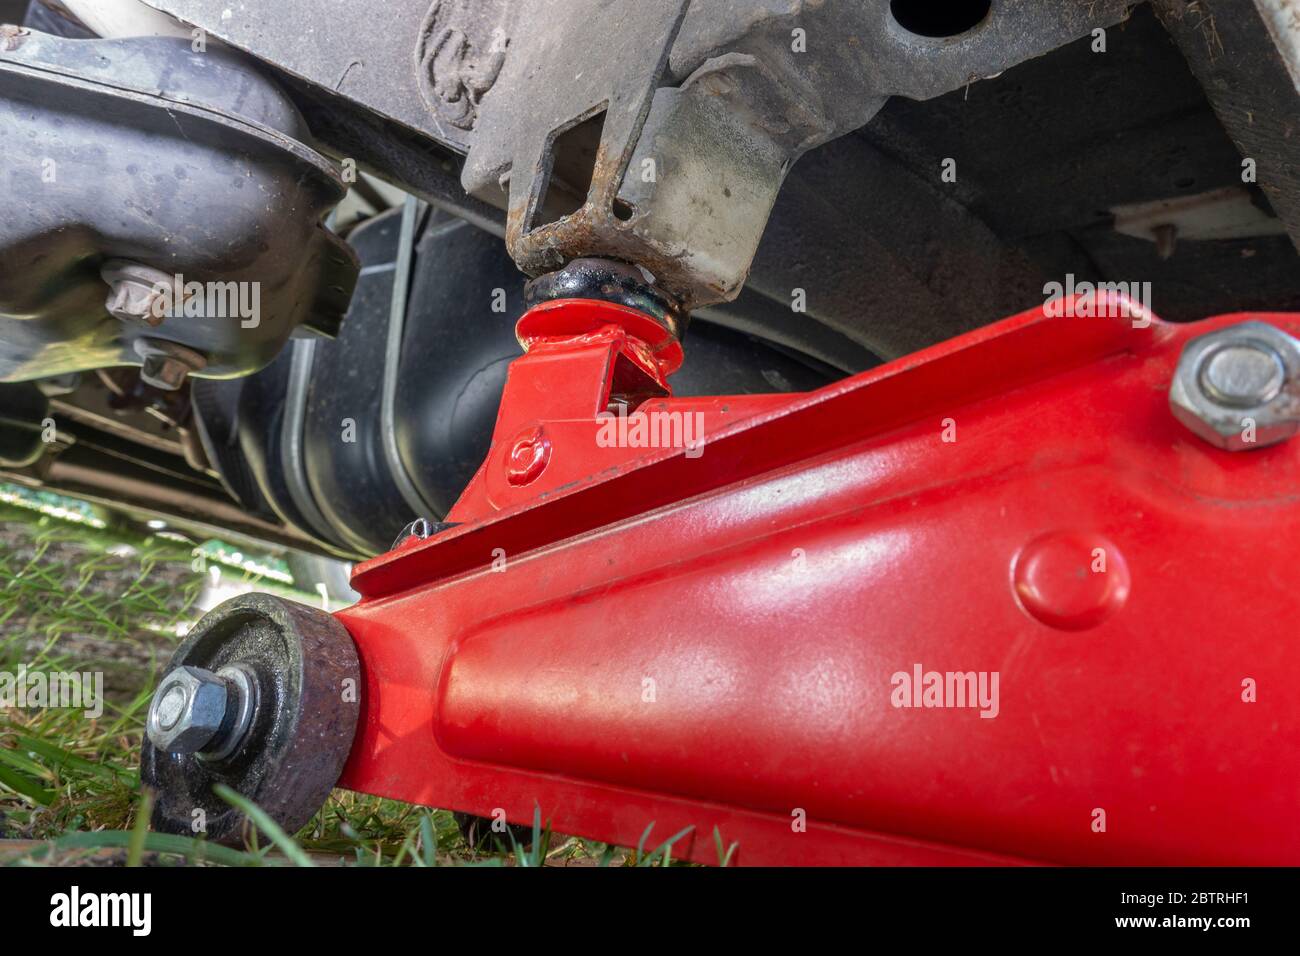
(0, 499, 680, 867)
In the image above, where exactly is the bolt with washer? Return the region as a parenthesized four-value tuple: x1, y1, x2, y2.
(146, 663, 258, 759)
(1169, 320, 1300, 451)
(101, 260, 176, 328)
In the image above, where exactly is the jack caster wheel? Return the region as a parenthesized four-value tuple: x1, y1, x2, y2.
(140, 593, 361, 845)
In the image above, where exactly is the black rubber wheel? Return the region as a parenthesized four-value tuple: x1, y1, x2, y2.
(141, 593, 361, 845)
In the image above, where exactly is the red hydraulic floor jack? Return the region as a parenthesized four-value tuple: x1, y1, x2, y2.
(142, 268, 1300, 866)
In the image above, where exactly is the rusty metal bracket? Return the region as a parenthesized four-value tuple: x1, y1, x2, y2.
(461, 0, 691, 294)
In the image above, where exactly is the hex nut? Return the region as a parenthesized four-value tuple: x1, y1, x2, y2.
(198, 664, 259, 762)
(101, 260, 173, 327)
(1169, 321, 1300, 451)
(146, 665, 230, 754)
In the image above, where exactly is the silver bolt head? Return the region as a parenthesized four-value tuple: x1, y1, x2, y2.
(105, 280, 165, 326)
(146, 665, 229, 754)
(101, 260, 172, 326)
(1169, 320, 1300, 451)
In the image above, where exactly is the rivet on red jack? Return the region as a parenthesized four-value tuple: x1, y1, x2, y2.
(1012, 530, 1131, 630)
